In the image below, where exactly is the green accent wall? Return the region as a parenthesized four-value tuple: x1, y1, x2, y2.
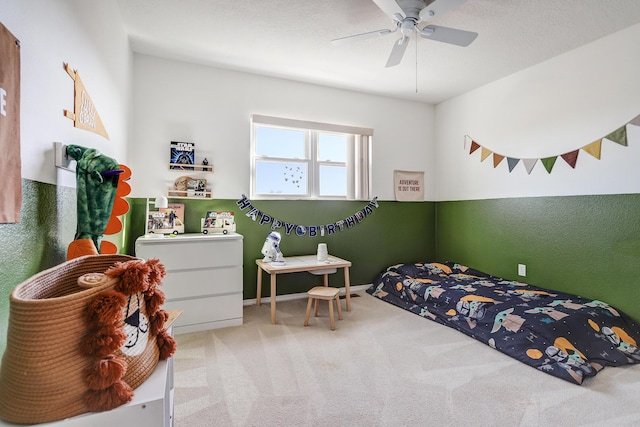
(126, 198, 436, 300)
(436, 195, 640, 323)
(0, 180, 76, 354)
(2, 183, 639, 356)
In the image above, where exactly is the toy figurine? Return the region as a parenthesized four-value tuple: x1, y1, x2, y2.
(261, 231, 285, 264)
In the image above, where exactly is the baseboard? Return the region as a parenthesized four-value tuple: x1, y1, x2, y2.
(242, 283, 371, 306)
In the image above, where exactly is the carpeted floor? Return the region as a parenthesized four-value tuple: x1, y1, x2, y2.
(172, 292, 640, 426)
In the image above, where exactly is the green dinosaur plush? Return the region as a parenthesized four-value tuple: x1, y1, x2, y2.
(67, 144, 120, 251)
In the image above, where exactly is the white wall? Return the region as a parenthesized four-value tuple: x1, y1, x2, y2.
(130, 54, 435, 201)
(0, 0, 132, 188)
(435, 23, 640, 201)
(6, 0, 638, 204)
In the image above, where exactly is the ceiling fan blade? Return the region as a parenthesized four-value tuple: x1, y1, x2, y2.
(385, 36, 410, 68)
(419, 25, 478, 47)
(331, 27, 395, 45)
(372, 0, 405, 19)
(419, 0, 468, 22)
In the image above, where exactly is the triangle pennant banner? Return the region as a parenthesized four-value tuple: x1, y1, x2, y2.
(63, 63, 110, 140)
(628, 114, 640, 127)
(541, 156, 557, 174)
(581, 140, 602, 159)
(604, 125, 627, 146)
(522, 158, 537, 175)
(469, 140, 480, 154)
(480, 147, 492, 162)
(507, 157, 520, 172)
(561, 150, 579, 168)
(465, 114, 635, 175)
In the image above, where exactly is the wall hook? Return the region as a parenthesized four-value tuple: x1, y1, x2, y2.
(54, 141, 76, 172)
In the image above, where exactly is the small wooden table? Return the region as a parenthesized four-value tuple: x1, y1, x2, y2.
(256, 255, 352, 324)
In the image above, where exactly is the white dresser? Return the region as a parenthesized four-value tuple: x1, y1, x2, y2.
(135, 233, 244, 334)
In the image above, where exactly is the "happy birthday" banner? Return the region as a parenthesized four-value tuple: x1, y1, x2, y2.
(236, 194, 379, 237)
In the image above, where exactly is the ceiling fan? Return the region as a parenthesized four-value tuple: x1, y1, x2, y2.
(332, 0, 478, 68)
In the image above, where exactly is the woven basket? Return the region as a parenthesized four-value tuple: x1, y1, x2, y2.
(0, 254, 165, 424)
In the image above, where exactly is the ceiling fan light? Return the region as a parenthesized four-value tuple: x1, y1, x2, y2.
(420, 26, 435, 37)
(400, 20, 415, 35)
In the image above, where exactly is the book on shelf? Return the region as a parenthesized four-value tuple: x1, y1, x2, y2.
(202, 211, 235, 234)
(186, 178, 208, 197)
(170, 141, 195, 170)
(147, 203, 185, 234)
(204, 211, 234, 224)
(161, 203, 185, 224)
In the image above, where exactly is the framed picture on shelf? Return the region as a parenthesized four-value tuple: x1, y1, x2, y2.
(170, 141, 195, 170)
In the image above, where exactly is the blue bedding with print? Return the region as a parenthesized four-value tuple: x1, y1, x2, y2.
(366, 261, 640, 385)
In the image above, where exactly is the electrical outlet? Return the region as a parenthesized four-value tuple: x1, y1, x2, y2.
(518, 264, 526, 277)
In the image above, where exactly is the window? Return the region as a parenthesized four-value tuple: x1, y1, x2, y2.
(251, 115, 372, 200)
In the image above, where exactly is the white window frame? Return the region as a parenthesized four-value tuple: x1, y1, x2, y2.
(250, 115, 372, 200)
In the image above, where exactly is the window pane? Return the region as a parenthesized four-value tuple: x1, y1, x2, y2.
(256, 126, 305, 158)
(251, 115, 372, 200)
(256, 161, 308, 195)
(318, 133, 347, 162)
(319, 165, 347, 196)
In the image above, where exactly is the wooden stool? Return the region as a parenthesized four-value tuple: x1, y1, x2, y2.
(304, 286, 343, 330)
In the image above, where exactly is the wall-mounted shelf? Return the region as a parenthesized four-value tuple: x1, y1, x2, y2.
(169, 163, 213, 173)
(168, 189, 213, 199)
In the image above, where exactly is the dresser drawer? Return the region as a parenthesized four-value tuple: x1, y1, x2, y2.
(138, 239, 242, 270)
(161, 266, 242, 300)
(164, 293, 242, 328)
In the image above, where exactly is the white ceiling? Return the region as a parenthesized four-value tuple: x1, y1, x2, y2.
(116, 0, 640, 104)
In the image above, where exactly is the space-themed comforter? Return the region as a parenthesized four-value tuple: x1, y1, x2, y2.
(366, 261, 640, 385)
